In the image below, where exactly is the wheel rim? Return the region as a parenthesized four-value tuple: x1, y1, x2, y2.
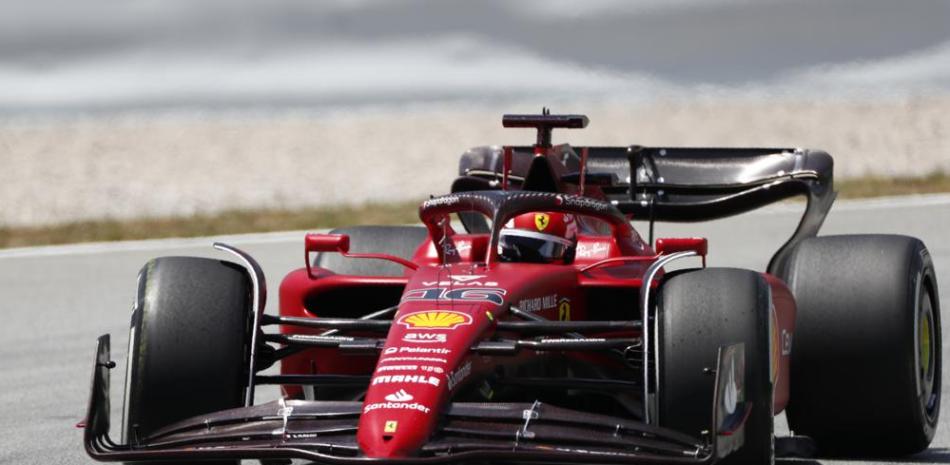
(919, 291, 939, 422)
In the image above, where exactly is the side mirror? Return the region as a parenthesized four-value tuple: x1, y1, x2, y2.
(305, 234, 349, 279)
(304, 233, 417, 279)
(655, 237, 708, 257)
(305, 234, 350, 254)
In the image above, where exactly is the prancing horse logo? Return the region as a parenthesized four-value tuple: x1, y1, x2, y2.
(535, 213, 550, 231)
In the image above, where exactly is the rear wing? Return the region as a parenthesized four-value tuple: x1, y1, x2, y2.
(455, 145, 835, 274)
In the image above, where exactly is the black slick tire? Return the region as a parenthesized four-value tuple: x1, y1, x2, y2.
(315, 225, 426, 276)
(658, 268, 774, 464)
(122, 257, 251, 464)
(779, 234, 941, 456)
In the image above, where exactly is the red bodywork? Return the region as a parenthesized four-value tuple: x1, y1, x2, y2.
(278, 147, 796, 459)
(80, 112, 845, 465)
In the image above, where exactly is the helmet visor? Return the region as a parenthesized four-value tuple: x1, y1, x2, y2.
(498, 232, 569, 263)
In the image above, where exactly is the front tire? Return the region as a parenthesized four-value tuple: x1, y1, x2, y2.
(779, 234, 941, 456)
(122, 257, 251, 458)
(658, 268, 774, 464)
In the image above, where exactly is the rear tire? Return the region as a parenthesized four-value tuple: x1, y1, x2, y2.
(778, 234, 941, 456)
(658, 268, 774, 464)
(122, 257, 251, 464)
(315, 225, 426, 276)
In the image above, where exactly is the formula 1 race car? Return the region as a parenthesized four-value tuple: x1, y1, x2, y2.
(84, 112, 941, 464)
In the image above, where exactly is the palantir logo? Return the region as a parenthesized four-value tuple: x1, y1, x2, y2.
(385, 389, 413, 402)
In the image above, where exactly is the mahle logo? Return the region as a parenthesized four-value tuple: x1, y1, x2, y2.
(398, 311, 472, 330)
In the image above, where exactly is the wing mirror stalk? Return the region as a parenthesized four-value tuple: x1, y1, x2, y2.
(655, 237, 708, 267)
(304, 233, 418, 279)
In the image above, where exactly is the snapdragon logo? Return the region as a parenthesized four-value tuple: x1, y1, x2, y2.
(555, 194, 610, 212)
(422, 196, 460, 208)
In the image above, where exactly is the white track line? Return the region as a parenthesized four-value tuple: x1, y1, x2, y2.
(2, 193, 949, 259)
(755, 192, 950, 215)
(0, 229, 314, 259)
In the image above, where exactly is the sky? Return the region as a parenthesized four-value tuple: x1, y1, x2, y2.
(2, 0, 949, 115)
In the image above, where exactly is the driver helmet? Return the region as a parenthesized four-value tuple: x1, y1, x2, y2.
(498, 211, 578, 263)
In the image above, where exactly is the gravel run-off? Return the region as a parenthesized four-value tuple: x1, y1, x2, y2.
(2, 97, 948, 227)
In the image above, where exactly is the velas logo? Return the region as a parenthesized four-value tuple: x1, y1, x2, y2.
(398, 311, 473, 330)
(534, 213, 550, 231)
(422, 279, 499, 286)
(447, 275, 485, 283)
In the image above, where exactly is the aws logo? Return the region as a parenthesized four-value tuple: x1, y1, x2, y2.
(398, 311, 472, 330)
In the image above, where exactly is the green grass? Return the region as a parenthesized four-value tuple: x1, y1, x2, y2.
(835, 171, 950, 198)
(2, 172, 948, 249)
(0, 201, 420, 249)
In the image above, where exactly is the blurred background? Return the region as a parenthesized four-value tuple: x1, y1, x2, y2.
(2, 0, 949, 244)
(3, 4, 949, 463)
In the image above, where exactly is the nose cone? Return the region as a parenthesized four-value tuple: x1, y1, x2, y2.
(357, 308, 487, 457)
(358, 383, 440, 457)
(357, 266, 510, 457)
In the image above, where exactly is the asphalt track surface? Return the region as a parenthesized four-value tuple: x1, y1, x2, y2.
(2, 194, 949, 465)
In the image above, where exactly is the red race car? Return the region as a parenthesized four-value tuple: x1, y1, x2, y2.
(84, 112, 941, 464)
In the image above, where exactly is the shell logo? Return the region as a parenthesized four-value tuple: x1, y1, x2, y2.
(398, 311, 472, 330)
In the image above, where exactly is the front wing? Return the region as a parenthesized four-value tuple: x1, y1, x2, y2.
(84, 335, 748, 464)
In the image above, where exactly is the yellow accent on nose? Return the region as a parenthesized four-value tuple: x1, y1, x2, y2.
(384, 421, 398, 433)
(404, 311, 467, 328)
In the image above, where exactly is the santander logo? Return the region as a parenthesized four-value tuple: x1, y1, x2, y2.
(384, 389, 413, 402)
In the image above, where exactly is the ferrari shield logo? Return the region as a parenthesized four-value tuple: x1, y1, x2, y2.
(384, 421, 398, 433)
(558, 299, 571, 321)
(534, 213, 550, 231)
